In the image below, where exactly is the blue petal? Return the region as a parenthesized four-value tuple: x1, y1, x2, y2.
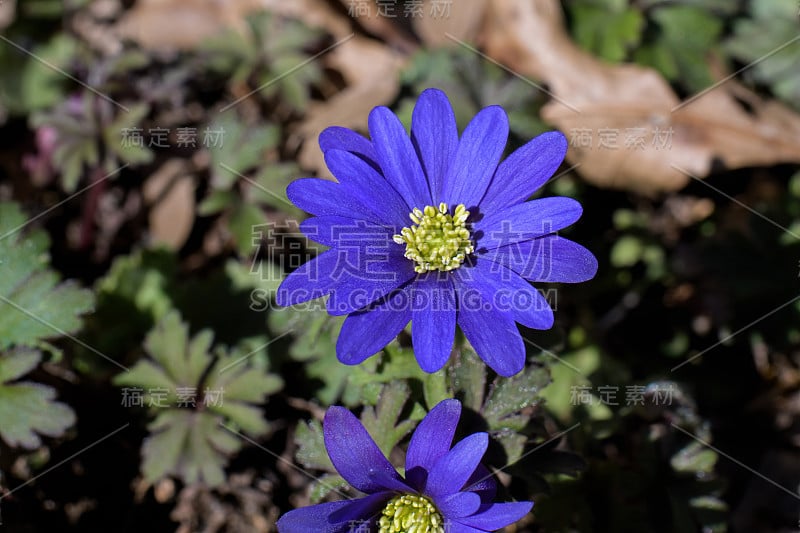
(287, 178, 385, 225)
(405, 399, 462, 491)
(276, 500, 352, 533)
(325, 149, 411, 226)
(336, 288, 413, 365)
(411, 88, 458, 200)
(453, 270, 526, 376)
(463, 464, 497, 503)
(440, 106, 508, 209)
(300, 216, 396, 247)
(328, 492, 393, 525)
(474, 197, 583, 251)
(425, 433, 488, 498)
(323, 407, 407, 494)
(455, 502, 534, 530)
(276, 250, 339, 306)
(368, 106, 432, 209)
(484, 235, 598, 283)
(367, 469, 416, 493)
(437, 492, 482, 519)
(410, 275, 456, 372)
(461, 259, 554, 330)
(319, 126, 378, 164)
(479, 131, 568, 212)
(326, 246, 415, 316)
(293, 219, 414, 313)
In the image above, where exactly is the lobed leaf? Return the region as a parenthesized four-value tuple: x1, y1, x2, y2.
(0, 381, 75, 449)
(0, 202, 93, 448)
(115, 311, 282, 486)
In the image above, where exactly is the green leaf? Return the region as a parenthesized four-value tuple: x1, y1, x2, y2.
(493, 430, 528, 466)
(114, 360, 175, 395)
(637, 0, 738, 15)
(399, 47, 547, 138)
(0, 203, 95, 350)
(209, 116, 280, 189)
(725, 0, 800, 108)
(249, 13, 323, 111)
(309, 474, 348, 504)
(210, 402, 269, 435)
(209, 358, 283, 403)
(449, 347, 487, 412)
(0, 348, 41, 382)
(114, 312, 282, 486)
(199, 27, 254, 81)
(269, 304, 341, 362)
(635, 6, 723, 91)
(201, 10, 324, 111)
(0, 380, 75, 449)
(569, 3, 645, 62)
(422, 369, 449, 410)
(268, 304, 351, 405)
(198, 190, 238, 216)
(0, 348, 76, 449)
(138, 312, 210, 387)
(107, 49, 151, 75)
(142, 410, 241, 486)
(104, 103, 154, 166)
(250, 162, 303, 216)
(671, 441, 718, 474)
(75, 249, 176, 374)
(483, 364, 551, 432)
(95, 248, 176, 321)
(0, 202, 94, 447)
(350, 345, 430, 386)
(89, 250, 277, 372)
(610, 235, 644, 267)
(359, 382, 417, 458)
(466, 359, 553, 465)
(228, 202, 266, 257)
(295, 419, 334, 472)
(0, 33, 76, 114)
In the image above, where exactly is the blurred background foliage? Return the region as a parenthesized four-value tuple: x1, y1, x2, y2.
(0, 0, 798, 531)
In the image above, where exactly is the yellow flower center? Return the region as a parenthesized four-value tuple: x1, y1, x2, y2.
(377, 494, 445, 533)
(393, 203, 473, 273)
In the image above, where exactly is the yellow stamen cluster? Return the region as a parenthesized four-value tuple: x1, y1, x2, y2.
(377, 494, 445, 533)
(393, 203, 473, 273)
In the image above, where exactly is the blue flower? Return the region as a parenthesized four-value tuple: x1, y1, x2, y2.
(277, 88, 597, 376)
(276, 399, 532, 532)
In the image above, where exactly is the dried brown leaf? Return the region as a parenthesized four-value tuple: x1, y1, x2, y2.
(483, 0, 800, 194)
(262, 0, 352, 38)
(413, 0, 488, 47)
(245, 0, 407, 178)
(0, 0, 15, 31)
(114, 0, 266, 51)
(335, 0, 418, 52)
(295, 37, 405, 178)
(143, 159, 196, 249)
